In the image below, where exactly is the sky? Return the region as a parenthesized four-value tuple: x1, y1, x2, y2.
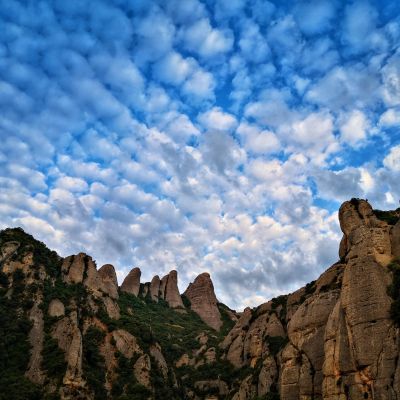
(0, 0, 400, 310)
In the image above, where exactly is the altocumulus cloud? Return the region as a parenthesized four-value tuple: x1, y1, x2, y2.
(0, 0, 400, 309)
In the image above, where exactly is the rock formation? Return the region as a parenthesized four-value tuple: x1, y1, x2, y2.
(150, 275, 160, 302)
(98, 264, 119, 299)
(160, 270, 184, 308)
(184, 272, 222, 331)
(120, 267, 141, 296)
(1, 199, 400, 400)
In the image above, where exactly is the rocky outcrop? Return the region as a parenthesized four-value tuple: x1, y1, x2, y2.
(48, 298, 65, 317)
(26, 302, 45, 384)
(150, 275, 160, 302)
(184, 272, 222, 331)
(98, 264, 119, 299)
(134, 354, 151, 388)
(120, 267, 141, 296)
(62, 253, 105, 296)
(322, 200, 397, 400)
(223, 199, 400, 400)
(112, 329, 142, 358)
(52, 311, 86, 397)
(161, 270, 184, 308)
(2, 199, 400, 400)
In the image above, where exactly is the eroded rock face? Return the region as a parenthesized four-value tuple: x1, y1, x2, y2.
(62, 253, 104, 295)
(184, 272, 222, 331)
(112, 329, 142, 359)
(26, 302, 45, 384)
(98, 264, 119, 299)
(0, 241, 19, 262)
(339, 199, 392, 265)
(161, 270, 184, 308)
(48, 298, 65, 318)
(150, 275, 160, 302)
(52, 311, 86, 396)
(120, 267, 141, 296)
(134, 354, 151, 388)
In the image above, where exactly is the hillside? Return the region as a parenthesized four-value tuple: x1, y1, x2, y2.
(0, 199, 400, 399)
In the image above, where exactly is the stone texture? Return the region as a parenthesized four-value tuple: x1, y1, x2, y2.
(48, 298, 65, 317)
(134, 354, 151, 389)
(62, 253, 104, 295)
(0, 241, 19, 262)
(392, 219, 400, 258)
(184, 272, 222, 331)
(194, 380, 229, 397)
(150, 343, 168, 379)
(25, 302, 45, 384)
(98, 264, 119, 299)
(162, 270, 184, 308)
(112, 329, 142, 359)
(120, 267, 141, 296)
(150, 275, 160, 302)
(52, 311, 86, 393)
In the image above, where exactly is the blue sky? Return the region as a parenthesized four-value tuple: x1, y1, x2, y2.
(1, 0, 400, 309)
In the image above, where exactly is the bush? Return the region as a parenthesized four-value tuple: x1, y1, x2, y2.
(0, 291, 43, 398)
(83, 327, 107, 400)
(41, 335, 67, 384)
(265, 336, 288, 357)
(374, 209, 400, 225)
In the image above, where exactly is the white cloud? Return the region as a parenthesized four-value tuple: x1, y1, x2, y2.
(237, 122, 281, 154)
(383, 144, 400, 172)
(379, 108, 400, 126)
(182, 69, 216, 100)
(181, 18, 233, 58)
(152, 52, 194, 85)
(198, 107, 237, 131)
(56, 176, 89, 192)
(339, 110, 369, 146)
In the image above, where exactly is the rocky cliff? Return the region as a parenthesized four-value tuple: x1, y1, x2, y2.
(0, 199, 399, 400)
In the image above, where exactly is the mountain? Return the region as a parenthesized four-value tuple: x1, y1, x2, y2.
(0, 198, 400, 400)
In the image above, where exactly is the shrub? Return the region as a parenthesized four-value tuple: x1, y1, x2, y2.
(41, 335, 67, 384)
(82, 327, 107, 400)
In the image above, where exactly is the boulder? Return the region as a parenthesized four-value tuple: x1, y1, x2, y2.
(48, 298, 65, 317)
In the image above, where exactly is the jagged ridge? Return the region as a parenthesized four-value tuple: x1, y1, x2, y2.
(0, 199, 400, 400)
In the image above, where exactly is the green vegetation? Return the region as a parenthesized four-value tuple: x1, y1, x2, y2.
(265, 336, 288, 357)
(107, 292, 220, 362)
(388, 259, 400, 326)
(373, 209, 400, 225)
(299, 280, 316, 303)
(82, 327, 107, 400)
(41, 334, 67, 384)
(0, 228, 62, 276)
(0, 284, 43, 399)
(218, 302, 236, 335)
(271, 295, 288, 323)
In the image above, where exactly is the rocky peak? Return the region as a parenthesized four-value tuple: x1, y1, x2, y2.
(338, 198, 392, 265)
(150, 275, 160, 302)
(98, 264, 119, 299)
(161, 270, 184, 308)
(184, 272, 222, 331)
(120, 267, 141, 296)
(62, 253, 103, 294)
